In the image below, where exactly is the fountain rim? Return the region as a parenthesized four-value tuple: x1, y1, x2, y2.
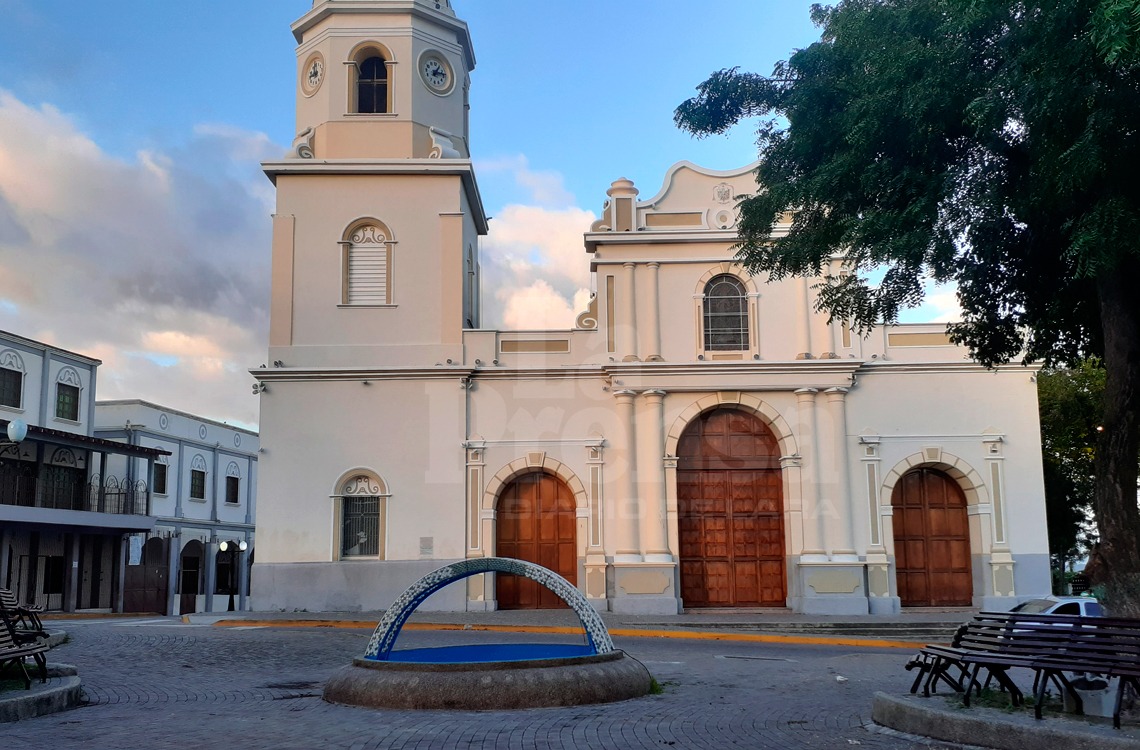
(352, 649, 625, 673)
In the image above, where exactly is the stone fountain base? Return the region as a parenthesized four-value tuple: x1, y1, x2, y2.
(323, 650, 652, 710)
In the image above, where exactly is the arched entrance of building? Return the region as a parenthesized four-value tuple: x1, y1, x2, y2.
(677, 407, 786, 607)
(891, 468, 973, 606)
(179, 539, 203, 615)
(495, 472, 577, 609)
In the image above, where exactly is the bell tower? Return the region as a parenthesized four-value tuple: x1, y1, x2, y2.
(290, 0, 474, 160)
(264, 0, 487, 367)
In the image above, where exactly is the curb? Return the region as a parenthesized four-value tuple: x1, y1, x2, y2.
(0, 664, 82, 723)
(208, 618, 920, 650)
(872, 691, 1140, 750)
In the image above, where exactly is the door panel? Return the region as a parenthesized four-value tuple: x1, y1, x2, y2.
(678, 408, 786, 608)
(892, 468, 972, 606)
(496, 473, 577, 610)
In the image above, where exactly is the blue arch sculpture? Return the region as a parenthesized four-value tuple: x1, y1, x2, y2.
(364, 557, 615, 661)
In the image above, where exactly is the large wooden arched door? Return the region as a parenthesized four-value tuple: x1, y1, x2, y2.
(496, 473, 577, 609)
(892, 468, 973, 607)
(678, 408, 786, 607)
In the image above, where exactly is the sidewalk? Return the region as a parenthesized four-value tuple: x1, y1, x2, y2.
(182, 606, 970, 649)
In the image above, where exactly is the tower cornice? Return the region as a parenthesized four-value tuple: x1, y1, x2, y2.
(292, 1, 476, 71)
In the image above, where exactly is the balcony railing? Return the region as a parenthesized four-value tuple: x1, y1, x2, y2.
(0, 473, 149, 516)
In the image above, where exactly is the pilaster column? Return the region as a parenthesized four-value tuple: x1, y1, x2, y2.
(826, 387, 857, 558)
(237, 547, 249, 611)
(795, 388, 826, 559)
(613, 390, 641, 561)
(795, 277, 813, 358)
(640, 390, 670, 560)
(619, 263, 640, 362)
(204, 540, 218, 613)
(643, 262, 663, 361)
(167, 533, 181, 616)
(115, 534, 128, 613)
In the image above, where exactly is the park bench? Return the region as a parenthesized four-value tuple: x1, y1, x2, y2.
(0, 587, 48, 645)
(907, 611, 1140, 729)
(0, 615, 47, 689)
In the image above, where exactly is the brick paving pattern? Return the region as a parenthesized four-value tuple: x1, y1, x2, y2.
(4, 621, 962, 749)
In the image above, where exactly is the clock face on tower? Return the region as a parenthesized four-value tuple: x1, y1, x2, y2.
(301, 52, 325, 96)
(419, 53, 453, 95)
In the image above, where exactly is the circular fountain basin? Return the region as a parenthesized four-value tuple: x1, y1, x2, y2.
(322, 645, 652, 710)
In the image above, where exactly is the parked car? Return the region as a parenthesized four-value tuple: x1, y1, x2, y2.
(1010, 595, 1103, 617)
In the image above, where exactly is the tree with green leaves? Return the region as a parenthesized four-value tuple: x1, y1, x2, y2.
(1037, 361, 1104, 584)
(676, 0, 1140, 615)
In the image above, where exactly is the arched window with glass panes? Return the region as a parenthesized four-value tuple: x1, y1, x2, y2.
(349, 44, 394, 115)
(702, 274, 749, 351)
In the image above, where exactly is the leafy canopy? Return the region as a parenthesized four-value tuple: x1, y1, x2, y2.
(675, 0, 1140, 369)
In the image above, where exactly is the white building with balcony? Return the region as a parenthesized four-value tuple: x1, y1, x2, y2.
(96, 401, 258, 615)
(0, 331, 167, 612)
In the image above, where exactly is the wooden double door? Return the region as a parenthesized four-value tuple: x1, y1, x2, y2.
(496, 472, 577, 609)
(678, 408, 787, 607)
(892, 468, 973, 607)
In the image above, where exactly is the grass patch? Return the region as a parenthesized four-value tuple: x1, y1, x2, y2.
(648, 678, 678, 695)
(949, 687, 1064, 716)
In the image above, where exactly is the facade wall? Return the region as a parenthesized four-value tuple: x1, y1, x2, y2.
(252, 0, 1053, 616)
(95, 401, 258, 614)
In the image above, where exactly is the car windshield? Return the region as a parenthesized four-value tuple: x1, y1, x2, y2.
(1010, 599, 1055, 614)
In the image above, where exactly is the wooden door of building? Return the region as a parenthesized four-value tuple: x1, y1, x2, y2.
(677, 408, 786, 607)
(892, 468, 973, 606)
(496, 473, 577, 609)
(124, 538, 168, 614)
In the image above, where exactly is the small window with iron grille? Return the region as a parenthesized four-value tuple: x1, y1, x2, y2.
(190, 469, 206, 500)
(0, 367, 21, 408)
(226, 475, 240, 504)
(55, 383, 79, 421)
(342, 496, 381, 557)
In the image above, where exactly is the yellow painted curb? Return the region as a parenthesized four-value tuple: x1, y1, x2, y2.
(208, 618, 922, 650)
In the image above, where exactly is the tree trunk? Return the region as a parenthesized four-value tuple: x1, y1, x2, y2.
(1092, 263, 1140, 618)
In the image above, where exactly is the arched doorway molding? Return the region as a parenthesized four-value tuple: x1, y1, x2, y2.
(880, 452, 992, 558)
(664, 394, 799, 572)
(481, 457, 588, 559)
(476, 458, 590, 608)
(672, 403, 789, 607)
(664, 393, 797, 458)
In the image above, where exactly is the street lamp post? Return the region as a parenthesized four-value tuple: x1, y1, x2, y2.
(218, 539, 248, 611)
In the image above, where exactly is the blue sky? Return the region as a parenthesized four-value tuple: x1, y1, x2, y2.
(0, 1, 956, 428)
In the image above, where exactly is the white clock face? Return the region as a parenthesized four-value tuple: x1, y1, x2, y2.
(308, 60, 323, 87)
(422, 56, 451, 92)
(301, 52, 325, 96)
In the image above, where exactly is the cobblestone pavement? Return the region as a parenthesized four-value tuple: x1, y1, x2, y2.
(4, 620, 965, 749)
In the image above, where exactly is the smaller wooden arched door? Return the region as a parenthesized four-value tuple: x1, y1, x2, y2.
(495, 472, 577, 609)
(892, 468, 973, 607)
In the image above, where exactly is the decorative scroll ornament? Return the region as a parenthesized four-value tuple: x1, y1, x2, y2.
(57, 367, 82, 387)
(191, 454, 208, 472)
(226, 461, 241, 478)
(0, 349, 24, 372)
(713, 182, 735, 204)
(365, 557, 615, 660)
(293, 127, 315, 159)
(342, 474, 383, 496)
(429, 127, 463, 159)
(351, 225, 387, 245)
(574, 293, 599, 331)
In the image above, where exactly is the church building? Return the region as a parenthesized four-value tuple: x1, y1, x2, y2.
(251, 0, 1052, 615)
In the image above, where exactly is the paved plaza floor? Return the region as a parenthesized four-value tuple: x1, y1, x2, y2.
(1, 617, 965, 749)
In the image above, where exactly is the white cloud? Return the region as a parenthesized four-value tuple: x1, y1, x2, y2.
(475, 154, 577, 208)
(481, 203, 596, 330)
(0, 90, 274, 429)
(897, 279, 963, 324)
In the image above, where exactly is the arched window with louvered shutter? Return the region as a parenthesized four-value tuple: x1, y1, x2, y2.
(340, 219, 396, 306)
(702, 274, 749, 351)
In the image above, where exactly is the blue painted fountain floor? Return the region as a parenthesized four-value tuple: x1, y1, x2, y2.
(374, 643, 595, 664)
